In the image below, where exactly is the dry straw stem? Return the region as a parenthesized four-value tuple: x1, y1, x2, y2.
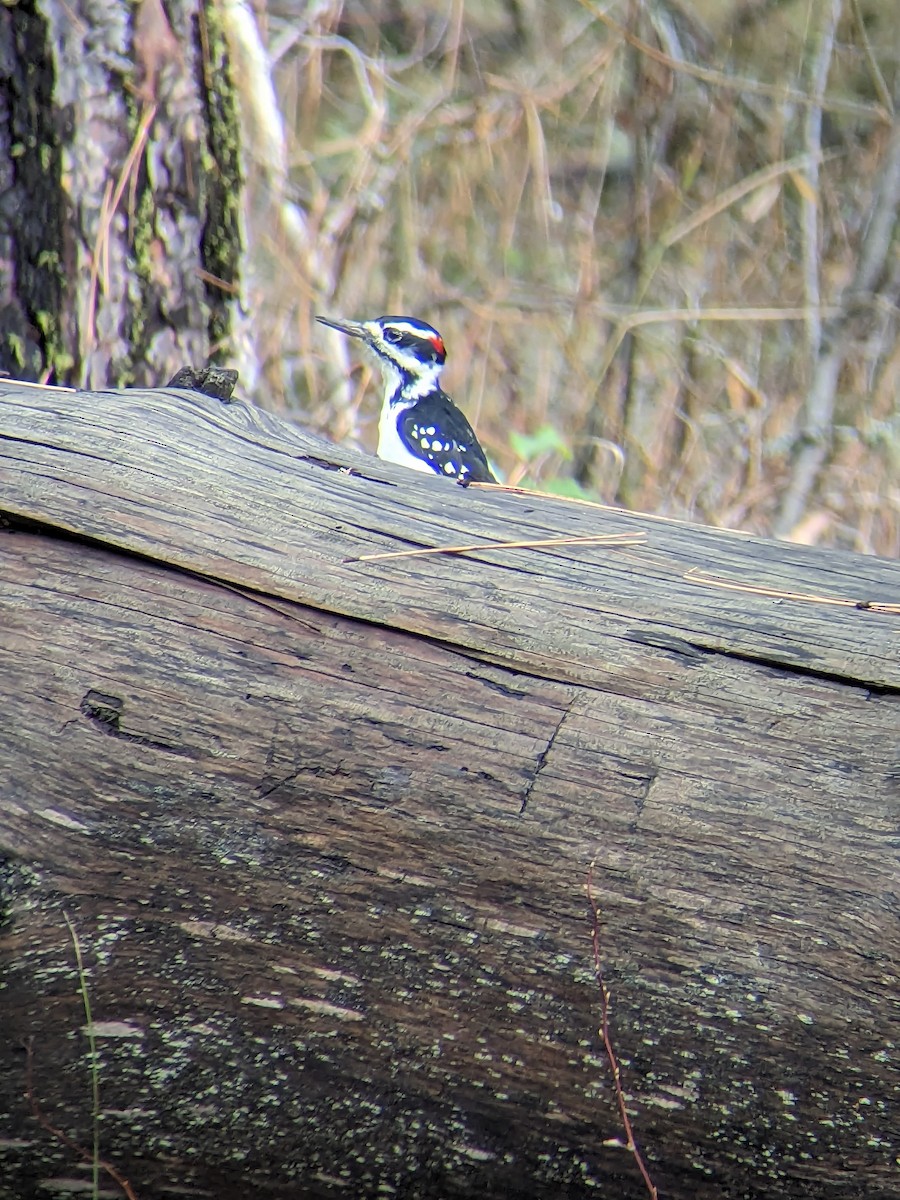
(63, 910, 101, 1199)
(561, 146, 845, 445)
(469, 482, 759, 533)
(849, 0, 895, 115)
(83, 102, 157, 354)
(0, 378, 77, 393)
(350, 532, 645, 564)
(576, 0, 892, 124)
(685, 568, 900, 615)
(594, 303, 842, 325)
(606, 150, 841, 375)
(23, 915, 140, 1200)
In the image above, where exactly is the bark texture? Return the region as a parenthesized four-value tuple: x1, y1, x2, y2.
(0, 380, 897, 1200)
(0, 0, 243, 387)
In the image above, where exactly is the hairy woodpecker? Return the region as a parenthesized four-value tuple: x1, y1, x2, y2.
(317, 314, 496, 483)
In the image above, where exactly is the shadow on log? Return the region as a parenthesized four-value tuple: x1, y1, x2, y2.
(0, 380, 897, 1200)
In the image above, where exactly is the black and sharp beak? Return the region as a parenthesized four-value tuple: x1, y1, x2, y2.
(316, 315, 371, 343)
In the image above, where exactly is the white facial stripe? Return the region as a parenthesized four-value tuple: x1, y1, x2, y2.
(365, 349, 443, 407)
(364, 339, 440, 388)
(390, 345, 431, 375)
(396, 361, 442, 401)
(381, 320, 438, 339)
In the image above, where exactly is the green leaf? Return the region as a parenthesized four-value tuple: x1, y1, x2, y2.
(509, 424, 571, 463)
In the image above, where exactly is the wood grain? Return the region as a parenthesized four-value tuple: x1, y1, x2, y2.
(0, 382, 897, 1200)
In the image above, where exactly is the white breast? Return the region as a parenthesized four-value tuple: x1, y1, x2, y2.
(377, 398, 433, 473)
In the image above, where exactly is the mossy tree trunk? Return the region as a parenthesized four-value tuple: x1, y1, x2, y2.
(0, 0, 243, 387)
(0, 381, 897, 1200)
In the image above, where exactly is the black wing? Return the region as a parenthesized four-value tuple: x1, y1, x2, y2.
(400, 391, 496, 483)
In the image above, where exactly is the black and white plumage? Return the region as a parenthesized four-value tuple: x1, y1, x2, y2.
(316, 314, 496, 483)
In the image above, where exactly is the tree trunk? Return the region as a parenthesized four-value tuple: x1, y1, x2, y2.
(0, 0, 243, 387)
(0, 380, 897, 1200)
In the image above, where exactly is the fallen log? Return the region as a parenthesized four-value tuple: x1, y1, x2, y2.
(0, 380, 897, 1200)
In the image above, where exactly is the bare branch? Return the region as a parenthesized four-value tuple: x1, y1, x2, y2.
(800, 0, 842, 362)
(775, 84, 900, 537)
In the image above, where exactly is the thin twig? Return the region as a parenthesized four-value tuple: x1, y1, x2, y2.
(21, 914, 142, 1198)
(582, 153, 840, 407)
(349, 532, 645, 563)
(587, 862, 659, 1199)
(849, 0, 894, 117)
(0, 377, 78, 393)
(574, 0, 890, 123)
(660, 151, 835, 257)
(685, 568, 899, 614)
(468, 481, 762, 534)
(83, 103, 158, 358)
(594, 304, 843, 327)
(24, 1041, 139, 1200)
(63, 911, 101, 1198)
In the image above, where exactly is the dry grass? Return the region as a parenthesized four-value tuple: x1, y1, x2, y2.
(231, 0, 898, 556)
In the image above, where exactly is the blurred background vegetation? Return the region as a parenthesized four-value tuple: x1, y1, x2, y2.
(228, 0, 898, 555)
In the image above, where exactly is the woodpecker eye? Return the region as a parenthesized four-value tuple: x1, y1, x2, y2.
(384, 329, 403, 344)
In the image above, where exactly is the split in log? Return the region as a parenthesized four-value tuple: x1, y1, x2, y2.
(0, 380, 897, 1200)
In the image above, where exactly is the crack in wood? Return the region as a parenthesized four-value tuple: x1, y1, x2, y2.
(296, 453, 366, 475)
(689, 639, 900, 695)
(3, 510, 895, 700)
(257, 762, 356, 800)
(358, 714, 449, 752)
(463, 671, 530, 698)
(519, 699, 575, 816)
(79, 689, 197, 758)
(0, 436, 112, 468)
(633, 763, 659, 822)
(625, 629, 707, 660)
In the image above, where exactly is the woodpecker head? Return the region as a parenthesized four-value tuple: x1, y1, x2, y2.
(317, 314, 447, 404)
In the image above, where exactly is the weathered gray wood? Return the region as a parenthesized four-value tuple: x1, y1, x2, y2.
(0, 382, 897, 1200)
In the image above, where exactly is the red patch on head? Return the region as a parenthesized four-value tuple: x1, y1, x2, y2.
(430, 334, 445, 356)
